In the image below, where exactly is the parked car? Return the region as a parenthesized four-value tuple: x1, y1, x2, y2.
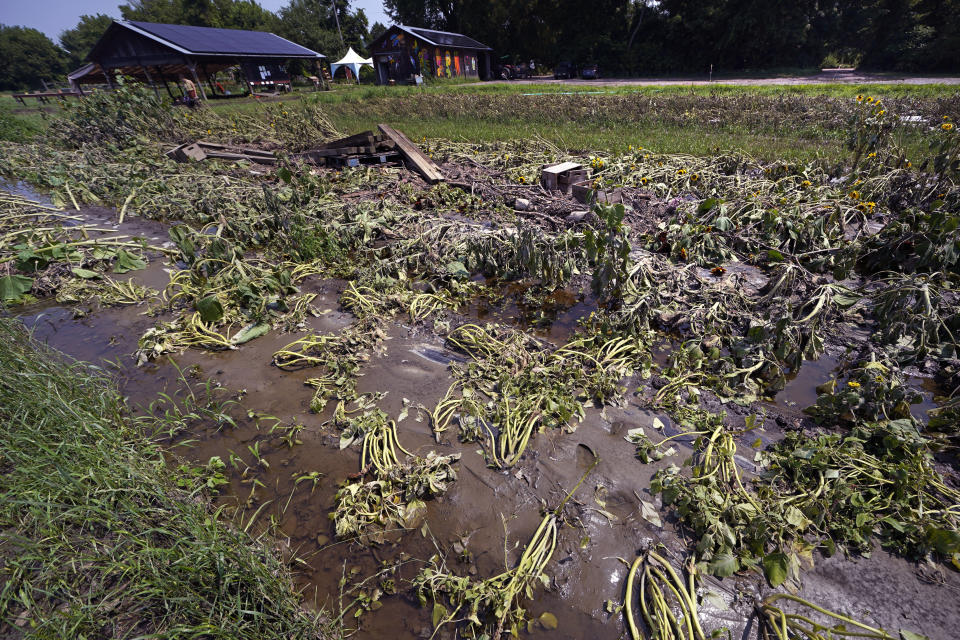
(554, 61, 575, 79)
(581, 64, 600, 79)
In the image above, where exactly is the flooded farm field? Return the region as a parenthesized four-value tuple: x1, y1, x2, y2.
(2, 87, 959, 640)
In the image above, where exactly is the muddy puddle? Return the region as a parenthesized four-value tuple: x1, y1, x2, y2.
(7, 182, 960, 640)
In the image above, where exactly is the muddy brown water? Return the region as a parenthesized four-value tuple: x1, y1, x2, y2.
(7, 182, 960, 640)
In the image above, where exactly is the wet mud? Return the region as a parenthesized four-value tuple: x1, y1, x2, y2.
(7, 183, 960, 640)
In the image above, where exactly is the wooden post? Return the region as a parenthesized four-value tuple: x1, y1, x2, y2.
(201, 63, 217, 96)
(158, 67, 176, 100)
(187, 62, 207, 101)
(141, 65, 160, 99)
(102, 68, 115, 89)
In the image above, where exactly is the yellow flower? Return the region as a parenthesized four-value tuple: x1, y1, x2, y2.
(943, 123, 954, 131)
(856, 94, 864, 102)
(801, 180, 812, 187)
(630, 165, 637, 170)
(866, 96, 874, 103)
(906, 161, 912, 168)
(691, 173, 699, 182)
(518, 176, 526, 183)
(867, 152, 876, 158)
(849, 190, 861, 200)
(677, 168, 687, 175)
(847, 381, 861, 388)
(877, 110, 886, 116)
(207, 129, 211, 134)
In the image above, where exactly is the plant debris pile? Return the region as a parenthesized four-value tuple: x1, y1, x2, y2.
(1, 85, 959, 640)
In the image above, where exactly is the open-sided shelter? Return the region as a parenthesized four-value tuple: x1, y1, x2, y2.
(329, 47, 373, 83)
(369, 25, 492, 85)
(67, 20, 324, 99)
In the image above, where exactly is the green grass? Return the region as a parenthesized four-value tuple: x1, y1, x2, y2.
(0, 94, 50, 142)
(0, 319, 330, 639)
(5, 81, 959, 163)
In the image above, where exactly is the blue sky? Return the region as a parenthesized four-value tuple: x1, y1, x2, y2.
(0, 0, 390, 44)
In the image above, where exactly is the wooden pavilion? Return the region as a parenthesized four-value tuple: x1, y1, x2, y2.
(67, 20, 324, 99)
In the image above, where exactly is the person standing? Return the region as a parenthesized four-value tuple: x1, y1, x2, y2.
(179, 75, 198, 106)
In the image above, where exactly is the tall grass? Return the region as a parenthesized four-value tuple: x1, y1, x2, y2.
(0, 318, 330, 639)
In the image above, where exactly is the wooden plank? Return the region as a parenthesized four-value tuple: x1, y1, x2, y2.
(315, 131, 376, 150)
(377, 124, 443, 184)
(542, 161, 582, 176)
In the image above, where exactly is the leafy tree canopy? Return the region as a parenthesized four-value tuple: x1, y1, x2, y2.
(0, 24, 70, 90)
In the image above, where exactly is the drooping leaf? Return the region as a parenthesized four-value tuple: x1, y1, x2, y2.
(194, 296, 224, 323)
(539, 612, 558, 629)
(638, 499, 663, 528)
(230, 322, 269, 345)
(71, 267, 101, 279)
(432, 602, 448, 628)
(763, 552, 790, 587)
(113, 249, 146, 273)
(0, 275, 33, 300)
(708, 552, 738, 577)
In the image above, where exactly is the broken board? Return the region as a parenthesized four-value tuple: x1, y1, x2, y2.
(377, 124, 444, 184)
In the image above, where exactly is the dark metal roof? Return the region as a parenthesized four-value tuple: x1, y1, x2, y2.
(122, 21, 323, 58)
(395, 25, 491, 51)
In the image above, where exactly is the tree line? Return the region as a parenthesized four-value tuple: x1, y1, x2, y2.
(1, 0, 383, 90)
(2, 0, 957, 90)
(383, 0, 959, 74)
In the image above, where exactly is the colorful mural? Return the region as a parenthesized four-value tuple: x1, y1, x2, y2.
(372, 26, 487, 84)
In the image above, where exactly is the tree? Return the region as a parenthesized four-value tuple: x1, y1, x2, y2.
(276, 0, 369, 60)
(0, 24, 70, 90)
(368, 21, 387, 46)
(119, 0, 278, 30)
(59, 14, 115, 68)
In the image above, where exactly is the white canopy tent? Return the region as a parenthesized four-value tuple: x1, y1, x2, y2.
(329, 47, 373, 83)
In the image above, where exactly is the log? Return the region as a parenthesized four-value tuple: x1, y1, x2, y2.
(377, 124, 444, 184)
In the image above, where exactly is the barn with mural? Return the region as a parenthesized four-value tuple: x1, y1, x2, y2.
(369, 25, 492, 85)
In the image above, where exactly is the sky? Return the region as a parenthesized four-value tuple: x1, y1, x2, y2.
(0, 0, 390, 44)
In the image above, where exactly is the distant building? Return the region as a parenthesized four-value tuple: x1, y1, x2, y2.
(68, 20, 324, 98)
(369, 25, 492, 85)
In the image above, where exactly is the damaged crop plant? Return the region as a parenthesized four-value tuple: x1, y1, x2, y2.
(1, 80, 959, 640)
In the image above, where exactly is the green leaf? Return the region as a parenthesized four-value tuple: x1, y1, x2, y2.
(277, 167, 293, 184)
(926, 528, 960, 555)
(763, 552, 789, 587)
(113, 249, 146, 273)
(71, 267, 101, 279)
(194, 296, 224, 323)
(899, 631, 931, 640)
(767, 249, 785, 262)
(785, 506, 811, 529)
(708, 553, 738, 578)
(230, 322, 269, 345)
(445, 260, 469, 279)
(539, 612, 558, 629)
(0, 275, 33, 300)
(432, 602, 448, 628)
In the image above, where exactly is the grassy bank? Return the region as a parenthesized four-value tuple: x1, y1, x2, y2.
(4, 81, 959, 162)
(0, 319, 329, 639)
(213, 83, 959, 163)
